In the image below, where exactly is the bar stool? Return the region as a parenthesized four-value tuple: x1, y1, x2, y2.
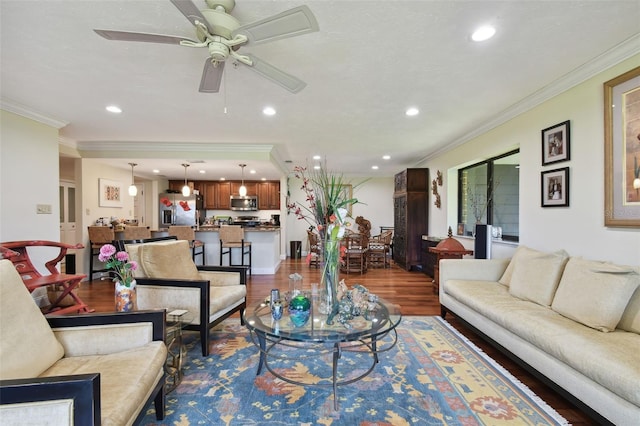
(219, 225, 251, 275)
(168, 225, 205, 265)
(122, 226, 151, 240)
(87, 226, 115, 281)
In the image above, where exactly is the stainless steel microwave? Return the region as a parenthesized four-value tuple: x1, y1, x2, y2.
(230, 195, 258, 211)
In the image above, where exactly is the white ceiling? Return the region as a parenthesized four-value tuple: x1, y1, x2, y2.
(1, 0, 639, 181)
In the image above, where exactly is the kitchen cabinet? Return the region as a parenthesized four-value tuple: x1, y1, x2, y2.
(393, 168, 429, 271)
(203, 182, 230, 209)
(172, 180, 279, 210)
(168, 180, 195, 193)
(258, 181, 280, 210)
(231, 181, 257, 196)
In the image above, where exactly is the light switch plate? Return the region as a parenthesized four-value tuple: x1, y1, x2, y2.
(36, 204, 52, 214)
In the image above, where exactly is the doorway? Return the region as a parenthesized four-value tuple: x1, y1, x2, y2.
(59, 180, 77, 245)
(133, 183, 146, 226)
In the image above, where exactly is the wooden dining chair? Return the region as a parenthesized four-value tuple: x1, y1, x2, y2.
(368, 230, 392, 268)
(341, 232, 368, 274)
(307, 230, 322, 268)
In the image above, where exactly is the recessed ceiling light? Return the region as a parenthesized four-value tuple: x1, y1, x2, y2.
(263, 106, 276, 116)
(471, 25, 496, 42)
(199, 170, 205, 174)
(372, 165, 379, 170)
(106, 105, 122, 114)
(382, 155, 391, 160)
(261, 177, 266, 181)
(219, 177, 226, 181)
(314, 165, 321, 170)
(405, 107, 419, 116)
(250, 169, 256, 174)
(153, 169, 160, 174)
(312, 155, 321, 160)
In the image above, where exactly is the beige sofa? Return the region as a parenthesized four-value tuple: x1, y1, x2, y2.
(121, 239, 247, 356)
(439, 246, 640, 426)
(0, 259, 167, 426)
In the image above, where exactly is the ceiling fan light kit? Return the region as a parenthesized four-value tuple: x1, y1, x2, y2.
(95, 0, 319, 94)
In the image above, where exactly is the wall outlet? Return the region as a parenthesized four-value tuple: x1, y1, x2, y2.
(36, 204, 52, 214)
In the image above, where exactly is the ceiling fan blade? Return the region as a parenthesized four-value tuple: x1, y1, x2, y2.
(170, 0, 214, 34)
(199, 59, 225, 93)
(243, 54, 306, 93)
(94, 29, 196, 45)
(232, 5, 319, 45)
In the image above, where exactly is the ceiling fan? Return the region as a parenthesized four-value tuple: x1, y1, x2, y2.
(94, 0, 319, 93)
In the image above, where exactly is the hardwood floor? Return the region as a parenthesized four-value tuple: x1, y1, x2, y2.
(77, 258, 596, 425)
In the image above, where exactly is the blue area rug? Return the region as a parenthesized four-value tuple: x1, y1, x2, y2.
(141, 316, 568, 425)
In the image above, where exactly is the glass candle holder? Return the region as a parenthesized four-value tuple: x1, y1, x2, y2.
(289, 273, 303, 297)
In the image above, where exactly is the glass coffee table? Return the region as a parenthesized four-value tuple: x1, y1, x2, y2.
(244, 297, 402, 410)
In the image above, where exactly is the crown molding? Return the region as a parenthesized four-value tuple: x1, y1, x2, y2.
(421, 33, 640, 162)
(0, 98, 68, 129)
(77, 141, 274, 154)
(58, 136, 77, 148)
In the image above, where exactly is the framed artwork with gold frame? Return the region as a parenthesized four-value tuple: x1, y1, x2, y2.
(604, 66, 640, 227)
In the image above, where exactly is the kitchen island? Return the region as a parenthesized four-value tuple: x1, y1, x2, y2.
(194, 227, 281, 274)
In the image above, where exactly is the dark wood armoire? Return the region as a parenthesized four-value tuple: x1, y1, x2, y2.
(393, 168, 429, 271)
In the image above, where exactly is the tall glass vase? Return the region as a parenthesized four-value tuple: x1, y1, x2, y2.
(320, 235, 340, 324)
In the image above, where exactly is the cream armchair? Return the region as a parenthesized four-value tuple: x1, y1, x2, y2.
(0, 259, 167, 426)
(120, 239, 247, 356)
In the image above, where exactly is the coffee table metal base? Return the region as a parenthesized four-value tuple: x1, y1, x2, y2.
(249, 329, 397, 410)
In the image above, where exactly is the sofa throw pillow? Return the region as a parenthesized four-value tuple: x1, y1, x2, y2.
(618, 283, 640, 334)
(551, 257, 640, 332)
(498, 245, 529, 286)
(139, 240, 201, 280)
(508, 246, 569, 306)
(0, 260, 64, 379)
(125, 240, 186, 278)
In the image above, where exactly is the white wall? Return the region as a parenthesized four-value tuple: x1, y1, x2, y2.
(0, 111, 61, 265)
(419, 55, 640, 266)
(284, 175, 395, 256)
(1, 110, 65, 306)
(78, 158, 136, 276)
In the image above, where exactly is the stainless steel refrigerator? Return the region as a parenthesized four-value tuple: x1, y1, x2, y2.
(159, 193, 203, 227)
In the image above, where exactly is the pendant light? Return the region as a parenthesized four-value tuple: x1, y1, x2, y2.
(128, 163, 138, 196)
(239, 164, 247, 197)
(181, 163, 191, 196)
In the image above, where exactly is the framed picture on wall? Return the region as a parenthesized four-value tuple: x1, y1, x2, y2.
(604, 66, 640, 227)
(541, 167, 569, 207)
(541, 120, 570, 165)
(99, 178, 123, 208)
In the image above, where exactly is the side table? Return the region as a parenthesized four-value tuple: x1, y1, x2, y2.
(165, 309, 194, 393)
(429, 234, 473, 294)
